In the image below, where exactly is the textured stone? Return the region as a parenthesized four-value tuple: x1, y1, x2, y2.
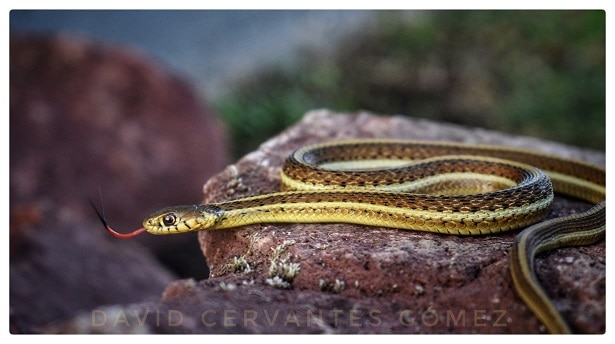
(194, 110, 604, 334)
(28, 109, 604, 334)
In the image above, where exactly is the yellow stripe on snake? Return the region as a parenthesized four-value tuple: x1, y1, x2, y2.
(97, 140, 606, 334)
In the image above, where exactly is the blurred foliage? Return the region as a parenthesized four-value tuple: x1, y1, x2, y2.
(214, 11, 605, 158)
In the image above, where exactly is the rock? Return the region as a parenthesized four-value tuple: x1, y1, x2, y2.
(9, 33, 229, 332)
(10, 33, 228, 237)
(195, 110, 604, 333)
(33, 110, 605, 334)
(10, 220, 176, 333)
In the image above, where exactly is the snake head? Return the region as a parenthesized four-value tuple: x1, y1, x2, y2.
(143, 204, 222, 234)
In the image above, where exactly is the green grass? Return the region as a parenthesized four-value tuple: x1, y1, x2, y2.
(214, 11, 605, 158)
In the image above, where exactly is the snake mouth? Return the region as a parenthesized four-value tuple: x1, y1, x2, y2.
(139, 205, 223, 234)
(143, 218, 162, 232)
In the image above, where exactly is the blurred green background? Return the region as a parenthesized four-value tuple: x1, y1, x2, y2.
(214, 11, 605, 158)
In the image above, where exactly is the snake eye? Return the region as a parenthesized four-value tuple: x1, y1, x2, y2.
(162, 213, 177, 226)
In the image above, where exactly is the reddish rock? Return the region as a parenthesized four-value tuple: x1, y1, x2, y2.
(10, 220, 176, 333)
(49, 110, 603, 334)
(10, 33, 229, 332)
(10, 33, 228, 234)
(195, 110, 604, 333)
(23, 99, 604, 333)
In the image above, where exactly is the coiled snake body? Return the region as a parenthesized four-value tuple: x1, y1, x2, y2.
(96, 140, 605, 333)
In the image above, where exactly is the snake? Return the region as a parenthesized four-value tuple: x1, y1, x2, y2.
(93, 140, 605, 334)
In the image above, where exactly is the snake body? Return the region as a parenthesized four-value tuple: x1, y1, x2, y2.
(109, 140, 606, 333)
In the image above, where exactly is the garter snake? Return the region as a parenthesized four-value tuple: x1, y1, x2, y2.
(95, 140, 606, 334)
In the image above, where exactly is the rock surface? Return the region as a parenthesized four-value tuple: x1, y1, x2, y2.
(10, 33, 228, 236)
(47, 110, 604, 334)
(195, 110, 604, 334)
(10, 33, 229, 332)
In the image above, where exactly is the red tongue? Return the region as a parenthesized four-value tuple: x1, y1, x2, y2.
(89, 199, 148, 239)
(104, 225, 147, 239)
